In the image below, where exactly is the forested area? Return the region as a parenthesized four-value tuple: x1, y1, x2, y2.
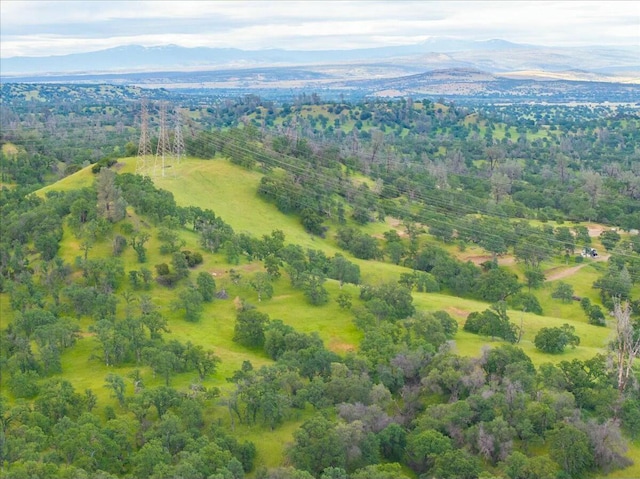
(0, 84, 639, 479)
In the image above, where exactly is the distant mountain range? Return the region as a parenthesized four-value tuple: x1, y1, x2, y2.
(3, 65, 638, 104)
(2, 39, 639, 77)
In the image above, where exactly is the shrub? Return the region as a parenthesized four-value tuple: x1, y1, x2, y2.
(588, 305, 606, 326)
(112, 234, 128, 256)
(508, 292, 543, 315)
(551, 282, 574, 303)
(182, 250, 203, 267)
(534, 324, 580, 353)
(155, 263, 170, 276)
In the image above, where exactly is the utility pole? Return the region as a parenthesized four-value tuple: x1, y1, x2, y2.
(136, 100, 151, 176)
(154, 102, 171, 177)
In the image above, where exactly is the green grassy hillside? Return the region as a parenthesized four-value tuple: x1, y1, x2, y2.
(37, 155, 624, 368)
(19, 155, 637, 477)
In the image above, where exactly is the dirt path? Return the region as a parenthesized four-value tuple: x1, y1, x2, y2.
(545, 254, 609, 282)
(545, 264, 588, 282)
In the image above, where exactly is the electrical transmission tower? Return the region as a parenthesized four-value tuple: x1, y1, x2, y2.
(154, 103, 172, 177)
(136, 100, 151, 175)
(173, 109, 185, 165)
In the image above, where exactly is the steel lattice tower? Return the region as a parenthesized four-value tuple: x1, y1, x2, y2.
(136, 100, 151, 175)
(154, 103, 171, 177)
(173, 109, 185, 165)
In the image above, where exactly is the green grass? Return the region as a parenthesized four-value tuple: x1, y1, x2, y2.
(38, 156, 618, 373)
(413, 292, 610, 366)
(0, 293, 15, 328)
(232, 413, 311, 472)
(608, 440, 640, 479)
(257, 280, 363, 352)
(37, 162, 98, 196)
(153, 157, 330, 251)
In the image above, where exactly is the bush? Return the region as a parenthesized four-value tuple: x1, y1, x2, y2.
(182, 250, 203, 268)
(600, 230, 621, 251)
(233, 309, 270, 348)
(91, 157, 117, 173)
(112, 234, 128, 256)
(621, 398, 640, 439)
(534, 324, 580, 353)
(464, 303, 517, 343)
(155, 263, 170, 276)
(433, 310, 458, 338)
(9, 370, 41, 398)
(415, 272, 440, 293)
(551, 282, 574, 303)
(156, 273, 179, 288)
(508, 292, 543, 315)
(588, 304, 606, 326)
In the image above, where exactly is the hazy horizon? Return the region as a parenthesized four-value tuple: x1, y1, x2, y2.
(2, 1, 638, 59)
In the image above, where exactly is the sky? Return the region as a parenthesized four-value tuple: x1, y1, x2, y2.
(1, 1, 638, 58)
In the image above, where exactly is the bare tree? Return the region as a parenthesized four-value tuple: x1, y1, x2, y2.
(369, 129, 384, 166)
(581, 170, 603, 209)
(554, 152, 570, 183)
(610, 299, 640, 394)
(96, 168, 126, 222)
(491, 172, 511, 203)
(580, 419, 631, 472)
(485, 146, 505, 174)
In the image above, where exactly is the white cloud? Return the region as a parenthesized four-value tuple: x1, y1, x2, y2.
(1, 0, 638, 57)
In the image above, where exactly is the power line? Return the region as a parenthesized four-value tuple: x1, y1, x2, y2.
(4, 98, 639, 270)
(174, 118, 640, 273)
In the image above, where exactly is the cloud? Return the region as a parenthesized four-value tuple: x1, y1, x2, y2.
(1, 0, 638, 58)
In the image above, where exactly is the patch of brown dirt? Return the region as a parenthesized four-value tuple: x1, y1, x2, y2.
(385, 217, 409, 237)
(447, 307, 471, 318)
(586, 224, 608, 237)
(272, 295, 293, 301)
(328, 338, 356, 354)
(462, 255, 515, 266)
(463, 255, 492, 265)
(211, 263, 264, 278)
(388, 218, 402, 228)
(238, 263, 263, 273)
(233, 296, 243, 310)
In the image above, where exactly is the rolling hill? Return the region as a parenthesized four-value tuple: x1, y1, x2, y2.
(37, 155, 629, 363)
(3, 148, 639, 477)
